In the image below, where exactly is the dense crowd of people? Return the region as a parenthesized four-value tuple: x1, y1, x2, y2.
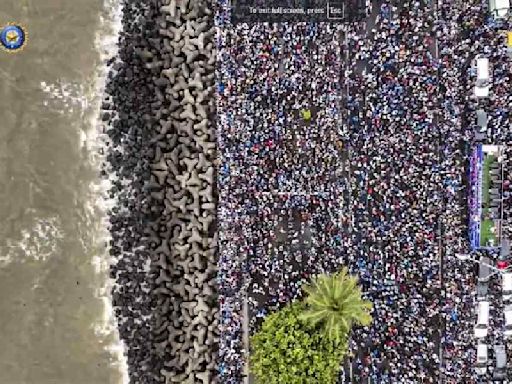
(504, 147, 512, 239)
(215, 0, 512, 383)
(216, 5, 349, 381)
(245, 193, 350, 333)
(342, 1, 444, 382)
(435, 0, 511, 382)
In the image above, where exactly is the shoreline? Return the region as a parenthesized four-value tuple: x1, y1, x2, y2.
(90, 0, 130, 383)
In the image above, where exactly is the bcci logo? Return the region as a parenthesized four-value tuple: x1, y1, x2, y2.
(0, 23, 27, 53)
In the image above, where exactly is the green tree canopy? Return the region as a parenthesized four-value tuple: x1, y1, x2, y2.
(250, 302, 347, 384)
(300, 267, 372, 343)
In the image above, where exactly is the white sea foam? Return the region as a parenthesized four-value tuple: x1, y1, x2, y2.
(87, 1, 129, 383)
(0, 215, 64, 266)
(40, 80, 89, 116)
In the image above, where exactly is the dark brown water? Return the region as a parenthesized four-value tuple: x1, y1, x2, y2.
(0, 1, 127, 383)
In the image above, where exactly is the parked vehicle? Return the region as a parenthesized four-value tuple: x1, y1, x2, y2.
(478, 256, 492, 283)
(474, 56, 490, 98)
(489, 0, 510, 18)
(476, 343, 488, 375)
(504, 304, 512, 338)
(474, 301, 490, 339)
(476, 109, 488, 133)
(477, 281, 489, 301)
(503, 272, 512, 303)
(499, 238, 510, 263)
(493, 344, 507, 380)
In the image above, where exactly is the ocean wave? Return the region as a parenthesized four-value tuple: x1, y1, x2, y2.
(0, 215, 64, 265)
(91, 1, 130, 383)
(40, 80, 89, 115)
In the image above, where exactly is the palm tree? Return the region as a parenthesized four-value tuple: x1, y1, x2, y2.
(299, 267, 372, 343)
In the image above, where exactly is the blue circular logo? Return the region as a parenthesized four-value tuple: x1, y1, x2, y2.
(0, 24, 27, 52)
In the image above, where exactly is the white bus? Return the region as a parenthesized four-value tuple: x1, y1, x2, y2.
(474, 301, 490, 339)
(474, 56, 490, 98)
(476, 343, 488, 375)
(489, 0, 510, 18)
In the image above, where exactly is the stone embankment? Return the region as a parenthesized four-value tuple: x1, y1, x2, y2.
(101, 0, 218, 382)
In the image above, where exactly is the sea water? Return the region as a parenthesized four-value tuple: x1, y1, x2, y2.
(0, 1, 127, 383)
